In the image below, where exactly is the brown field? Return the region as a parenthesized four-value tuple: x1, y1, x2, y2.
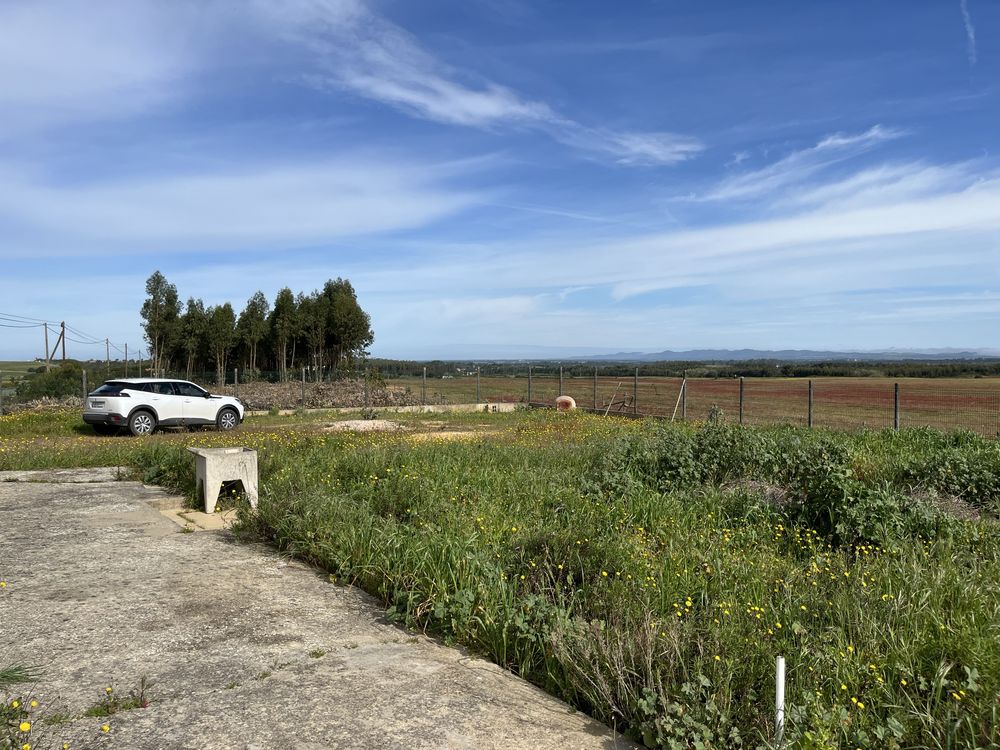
(396, 374, 1000, 435)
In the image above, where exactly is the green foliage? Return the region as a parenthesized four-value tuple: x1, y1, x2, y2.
(3, 409, 999, 748)
(14, 361, 84, 400)
(228, 416, 1000, 749)
(140, 270, 180, 374)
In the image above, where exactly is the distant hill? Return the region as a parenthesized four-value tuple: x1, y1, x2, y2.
(570, 348, 1000, 362)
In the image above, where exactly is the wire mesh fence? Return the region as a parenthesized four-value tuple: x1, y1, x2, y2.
(2, 363, 999, 436)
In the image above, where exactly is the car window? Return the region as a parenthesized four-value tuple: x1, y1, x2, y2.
(174, 382, 207, 397)
(150, 382, 175, 395)
(92, 382, 128, 395)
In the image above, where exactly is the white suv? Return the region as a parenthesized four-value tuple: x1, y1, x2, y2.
(83, 378, 245, 436)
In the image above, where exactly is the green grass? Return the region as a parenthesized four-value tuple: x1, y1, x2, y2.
(0, 360, 38, 374)
(3, 409, 999, 748)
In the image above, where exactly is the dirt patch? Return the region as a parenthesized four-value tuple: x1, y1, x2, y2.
(722, 478, 792, 507)
(321, 419, 407, 433)
(910, 489, 987, 522)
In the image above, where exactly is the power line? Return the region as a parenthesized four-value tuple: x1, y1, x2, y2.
(64, 324, 104, 344)
(0, 311, 57, 325)
(1, 311, 139, 365)
(65, 335, 105, 346)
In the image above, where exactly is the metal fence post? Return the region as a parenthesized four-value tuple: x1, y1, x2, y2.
(894, 382, 900, 430)
(593, 366, 598, 410)
(422, 367, 427, 405)
(527, 365, 532, 403)
(739, 376, 745, 424)
(559, 365, 564, 396)
(634, 367, 639, 415)
(476, 366, 481, 404)
(807, 380, 814, 428)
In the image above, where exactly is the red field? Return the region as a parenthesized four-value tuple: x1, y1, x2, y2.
(398, 374, 1000, 435)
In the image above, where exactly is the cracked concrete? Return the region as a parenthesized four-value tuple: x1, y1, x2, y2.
(0, 469, 636, 750)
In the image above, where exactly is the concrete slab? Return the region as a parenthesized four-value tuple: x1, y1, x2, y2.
(0, 466, 131, 483)
(0, 471, 636, 750)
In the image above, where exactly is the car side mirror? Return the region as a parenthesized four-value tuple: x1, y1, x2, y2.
(204, 393, 212, 398)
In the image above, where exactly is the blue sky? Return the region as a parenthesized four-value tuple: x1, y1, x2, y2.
(1, 0, 998, 360)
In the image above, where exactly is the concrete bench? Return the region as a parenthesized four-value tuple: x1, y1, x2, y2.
(187, 447, 259, 514)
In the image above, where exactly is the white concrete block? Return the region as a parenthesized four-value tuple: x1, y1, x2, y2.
(187, 447, 259, 514)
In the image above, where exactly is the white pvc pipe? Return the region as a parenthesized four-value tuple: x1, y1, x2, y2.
(775, 655, 786, 747)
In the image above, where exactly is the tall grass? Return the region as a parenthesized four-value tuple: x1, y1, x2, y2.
(236, 414, 999, 749)
(4, 409, 999, 748)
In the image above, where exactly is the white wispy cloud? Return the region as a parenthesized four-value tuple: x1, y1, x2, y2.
(311, 157, 1000, 307)
(960, 0, 977, 66)
(0, 0, 205, 134)
(252, 0, 701, 165)
(777, 160, 990, 210)
(688, 125, 905, 202)
(0, 157, 482, 256)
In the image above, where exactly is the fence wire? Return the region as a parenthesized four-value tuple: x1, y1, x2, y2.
(4, 366, 999, 436)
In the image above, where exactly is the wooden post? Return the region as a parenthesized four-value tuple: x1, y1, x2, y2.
(894, 382, 900, 431)
(527, 365, 532, 403)
(234, 368, 239, 399)
(105, 338, 110, 376)
(44, 324, 50, 372)
(422, 367, 427, 405)
(681, 377, 687, 420)
(739, 376, 745, 424)
(559, 365, 564, 396)
(807, 380, 814, 428)
(301, 366, 306, 406)
(82, 369, 88, 400)
(593, 366, 598, 410)
(124, 343, 128, 377)
(60, 321, 66, 361)
(634, 367, 639, 415)
(476, 366, 481, 403)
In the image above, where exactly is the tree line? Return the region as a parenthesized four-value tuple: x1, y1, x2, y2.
(140, 271, 374, 384)
(369, 358, 1000, 380)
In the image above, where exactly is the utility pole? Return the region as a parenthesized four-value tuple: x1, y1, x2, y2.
(60, 321, 66, 362)
(124, 343, 128, 377)
(106, 339, 110, 376)
(44, 324, 50, 372)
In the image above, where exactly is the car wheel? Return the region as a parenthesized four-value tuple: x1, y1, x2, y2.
(217, 407, 239, 432)
(93, 424, 119, 436)
(128, 410, 156, 436)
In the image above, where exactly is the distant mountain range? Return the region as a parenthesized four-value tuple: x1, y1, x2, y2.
(569, 348, 1000, 362)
